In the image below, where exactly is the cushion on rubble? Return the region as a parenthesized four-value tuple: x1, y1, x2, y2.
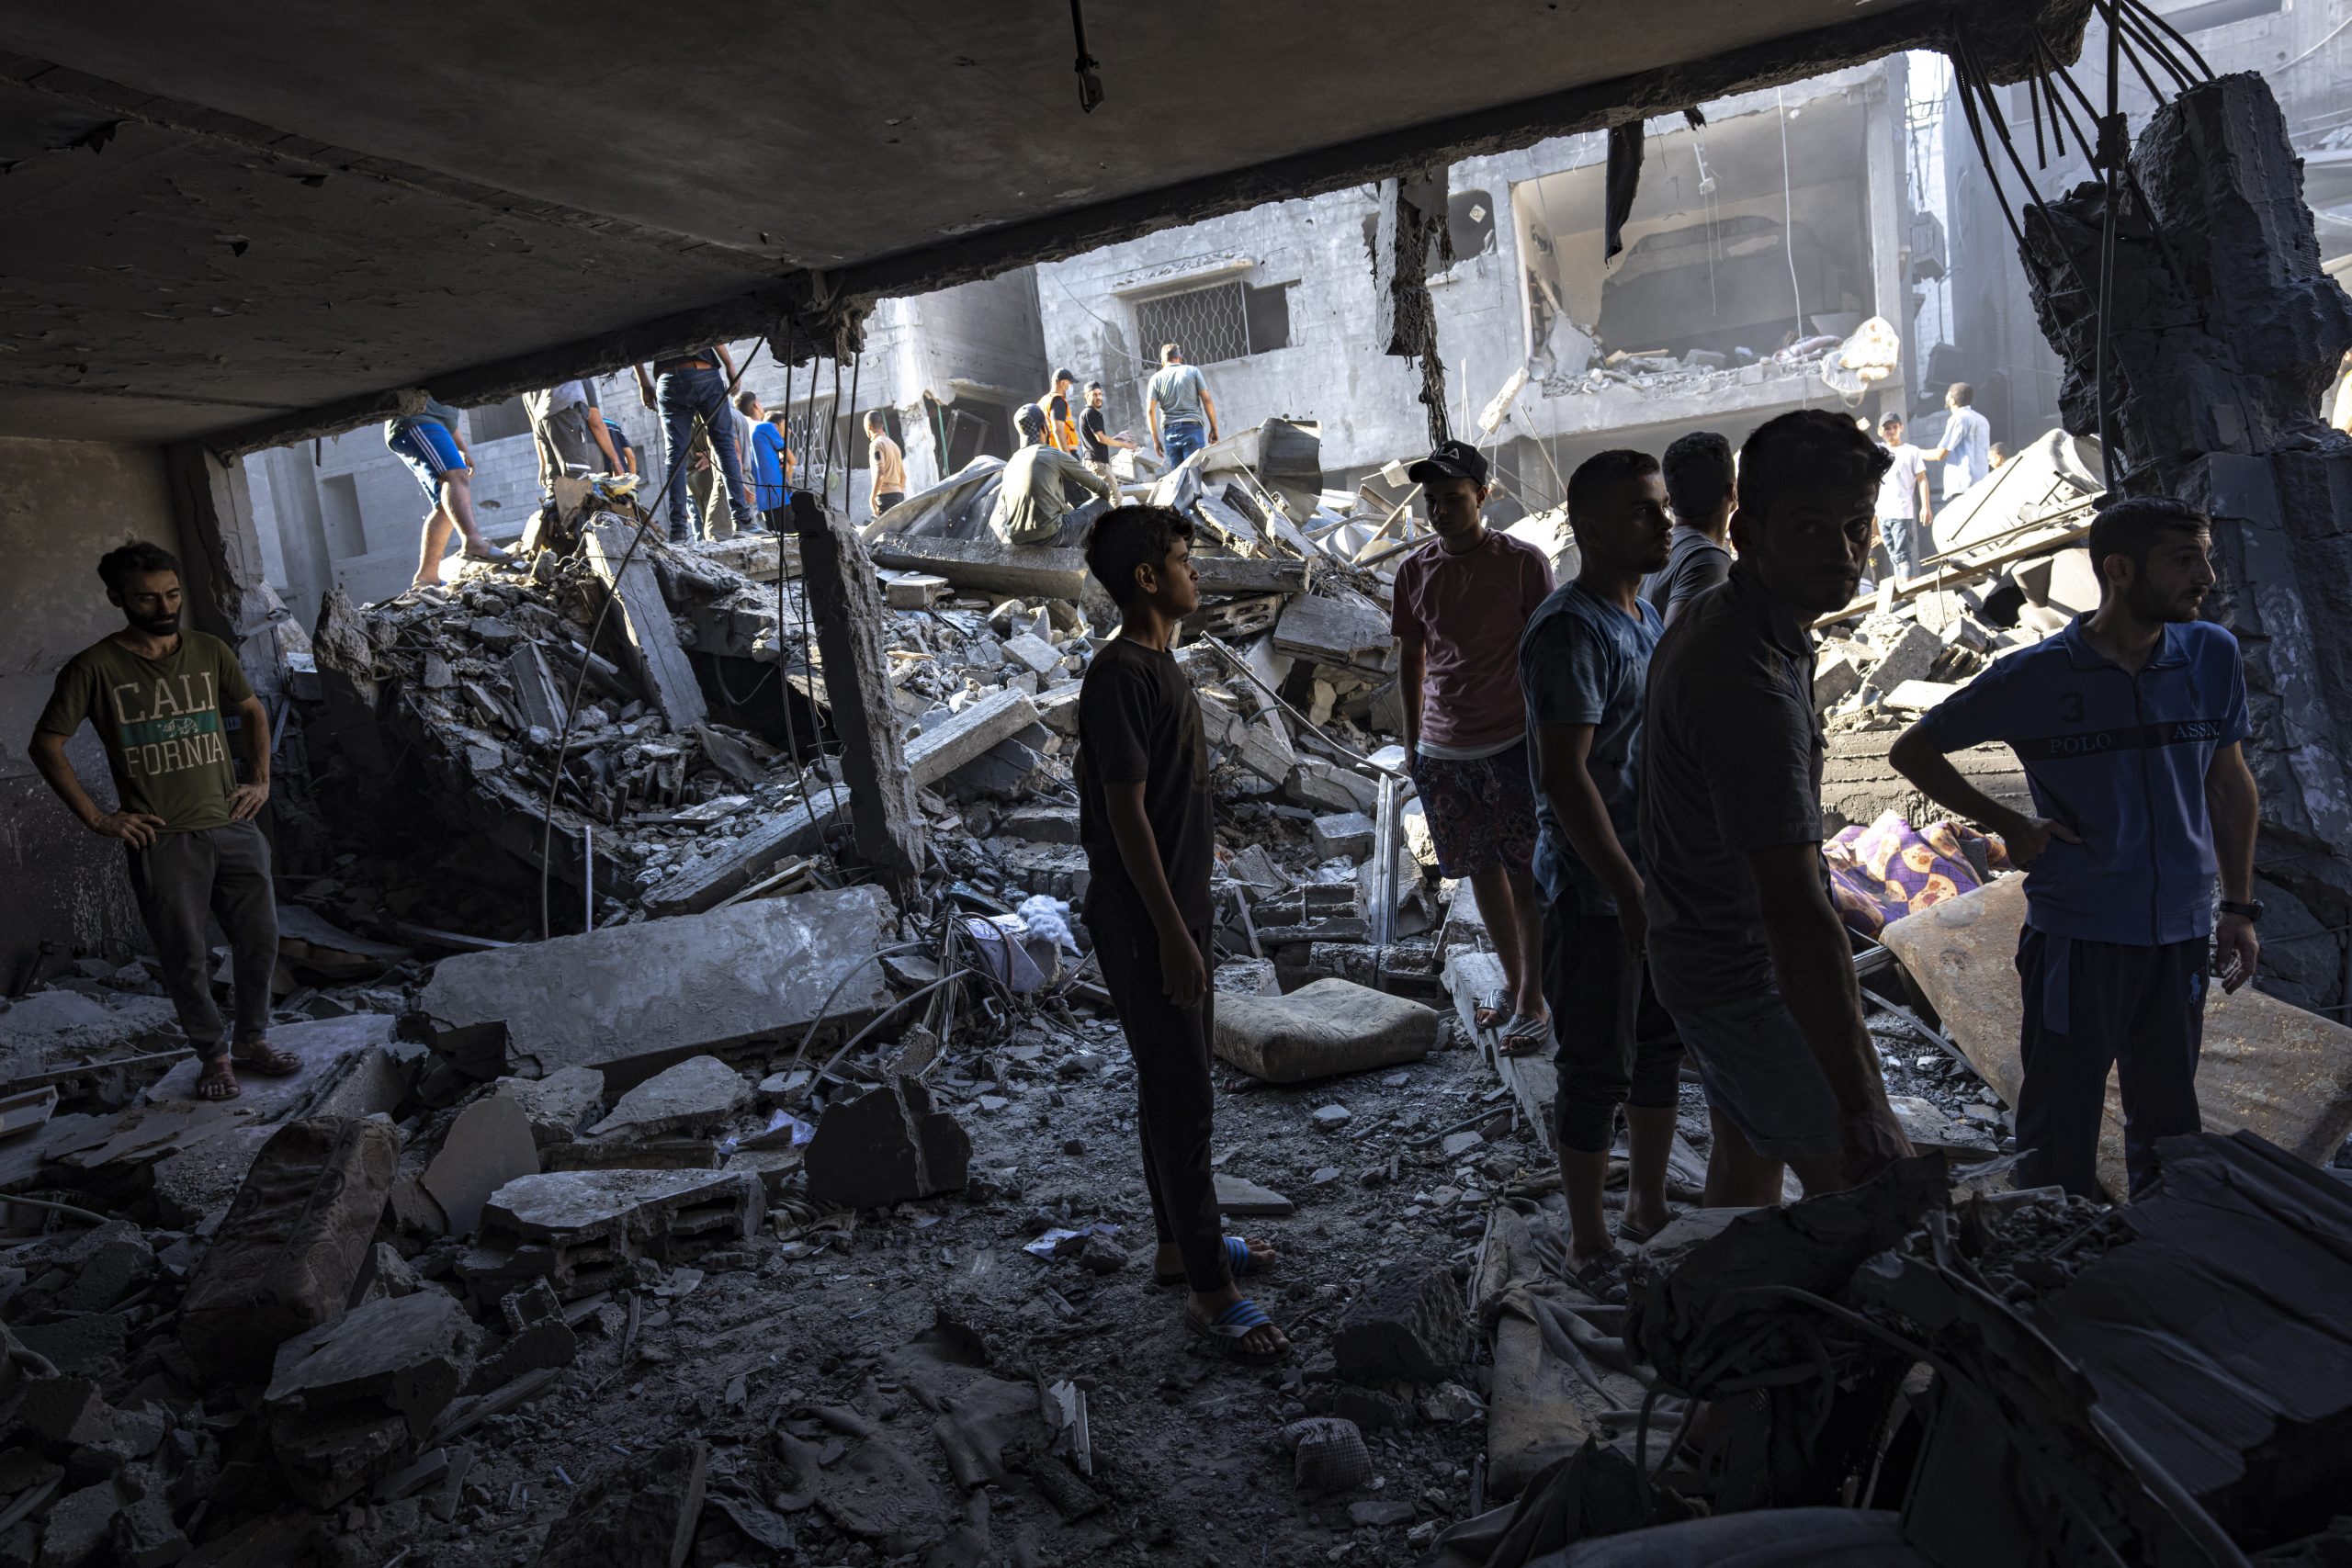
(1211, 977, 1440, 1084)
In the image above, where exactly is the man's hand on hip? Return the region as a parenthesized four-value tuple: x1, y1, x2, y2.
(91, 810, 169, 847)
(1996, 811, 2080, 868)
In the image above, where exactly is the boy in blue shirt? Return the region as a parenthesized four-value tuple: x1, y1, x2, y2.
(1889, 497, 2262, 1199)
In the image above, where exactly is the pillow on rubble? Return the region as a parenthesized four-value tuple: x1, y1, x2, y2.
(1825, 809, 2009, 941)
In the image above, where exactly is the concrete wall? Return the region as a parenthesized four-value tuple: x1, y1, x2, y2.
(1035, 60, 1910, 502)
(0, 437, 180, 982)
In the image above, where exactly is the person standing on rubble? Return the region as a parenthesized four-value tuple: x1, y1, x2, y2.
(1886, 497, 2259, 1201)
(1040, 368, 1081, 455)
(1148, 344, 1218, 470)
(634, 344, 754, 544)
(1080, 379, 1136, 481)
(1934, 382, 1993, 501)
(526, 378, 624, 487)
(27, 543, 300, 1104)
(1874, 412, 1935, 581)
(1641, 431, 1736, 626)
(749, 404, 794, 529)
(1392, 439, 1556, 1055)
(1075, 503, 1288, 1365)
(865, 411, 909, 517)
(383, 393, 509, 587)
(1642, 410, 1915, 1204)
(1521, 449, 1682, 1301)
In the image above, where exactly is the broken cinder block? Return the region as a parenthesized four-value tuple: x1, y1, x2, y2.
(1333, 1258, 1468, 1385)
(264, 1289, 481, 1507)
(458, 1167, 765, 1302)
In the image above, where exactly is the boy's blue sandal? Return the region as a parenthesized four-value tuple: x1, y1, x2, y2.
(1185, 1296, 1287, 1364)
(1155, 1235, 1270, 1289)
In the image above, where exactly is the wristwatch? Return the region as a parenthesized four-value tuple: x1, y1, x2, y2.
(2219, 898, 2265, 924)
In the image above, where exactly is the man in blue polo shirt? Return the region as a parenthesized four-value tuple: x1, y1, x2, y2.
(1889, 497, 2261, 1200)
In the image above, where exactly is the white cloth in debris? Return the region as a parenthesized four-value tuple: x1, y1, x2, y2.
(990, 444, 1112, 545)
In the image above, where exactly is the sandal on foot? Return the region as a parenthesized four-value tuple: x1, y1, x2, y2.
(1475, 1002, 1510, 1030)
(231, 1039, 303, 1077)
(1616, 1214, 1668, 1247)
(1185, 1297, 1288, 1365)
(460, 544, 512, 564)
(194, 1058, 241, 1102)
(1155, 1235, 1273, 1289)
(1498, 1014, 1552, 1057)
(1567, 1250, 1630, 1306)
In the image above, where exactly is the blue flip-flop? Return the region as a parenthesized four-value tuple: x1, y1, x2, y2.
(1185, 1296, 1288, 1364)
(1155, 1235, 1272, 1289)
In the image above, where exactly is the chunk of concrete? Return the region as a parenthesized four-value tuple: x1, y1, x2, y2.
(422, 1095, 541, 1237)
(1001, 632, 1062, 677)
(39, 1481, 118, 1568)
(585, 1055, 748, 1141)
(1215, 1174, 1295, 1216)
(1882, 874, 2352, 1197)
(459, 1168, 764, 1301)
(265, 1288, 480, 1508)
(533, 1438, 707, 1568)
(494, 1066, 605, 1152)
(904, 689, 1039, 789)
(1213, 978, 1441, 1084)
(1814, 652, 1863, 713)
(1274, 592, 1392, 665)
(418, 886, 893, 1088)
(1882, 679, 1962, 711)
(1333, 1259, 1467, 1385)
(1865, 620, 1942, 692)
(181, 1116, 403, 1385)
(998, 805, 1080, 844)
(0, 989, 178, 1062)
(1311, 811, 1377, 862)
(804, 1077, 970, 1211)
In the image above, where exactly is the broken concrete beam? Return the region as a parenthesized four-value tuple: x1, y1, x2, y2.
(419, 886, 892, 1088)
(795, 496, 921, 879)
(1287, 759, 1378, 815)
(1882, 875, 2352, 1197)
(1333, 1259, 1466, 1384)
(1273, 592, 1393, 667)
(421, 1095, 540, 1237)
(804, 1077, 971, 1211)
(265, 1289, 481, 1507)
(584, 523, 707, 733)
(1223, 973, 1439, 1086)
(1311, 811, 1377, 861)
(460, 1168, 764, 1301)
(906, 689, 1040, 788)
(180, 1116, 403, 1385)
(584, 1055, 748, 1141)
(1443, 948, 1555, 1156)
(869, 536, 1305, 602)
(639, 793, 842, 917)
(534, 1438, 707, 1568)
(504, 643, 570, 734)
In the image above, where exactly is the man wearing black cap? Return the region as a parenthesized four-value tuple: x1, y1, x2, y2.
(1391, 439, 1556, 1055)
(1041, 369, 1081, 456)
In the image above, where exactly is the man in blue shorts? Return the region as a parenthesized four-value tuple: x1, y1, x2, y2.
(383, 394, 508, 588)
(1890, 497, 2260, 1199)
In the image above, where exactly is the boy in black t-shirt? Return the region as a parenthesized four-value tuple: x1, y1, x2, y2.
(1075, 505, 1289, 1364)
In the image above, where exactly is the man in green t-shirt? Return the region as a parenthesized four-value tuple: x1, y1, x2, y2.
(27, 542, 298, 1102)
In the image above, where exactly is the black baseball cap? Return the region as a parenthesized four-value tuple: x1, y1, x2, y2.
(1053, 367, 1076, 384)
(1408, 439, 1489, 488)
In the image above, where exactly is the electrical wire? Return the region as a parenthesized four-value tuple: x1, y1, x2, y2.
(1776, 85, 1805, 356)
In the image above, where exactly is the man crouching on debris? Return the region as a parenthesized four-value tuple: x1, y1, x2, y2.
(1076, 504, 1288, 1364)
(27, 543, 297, 1103)
(1521, 450, 1681, 1302)
(1888, 497, 2258, 1201)
(1642, 411, 1914, 1204)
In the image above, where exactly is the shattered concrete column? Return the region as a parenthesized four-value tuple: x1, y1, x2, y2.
(165, 439, 288, 697)
(789, 491, 921, 884)
(2016, 72, 2352, 1010)
(1373, 170, 1453, 447)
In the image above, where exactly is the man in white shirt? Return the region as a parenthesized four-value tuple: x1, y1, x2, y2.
(1874, 412, 1934, 581)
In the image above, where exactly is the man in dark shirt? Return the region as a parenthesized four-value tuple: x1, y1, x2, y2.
(1080, 380, 1136, 478)
(1641, 430, 1734, 626)
(1889, 498, 2259, 1199)
(1521, 450, 1679, 1300)
(1642, 410, 1913, 1205)
(1076, 504, 1287, 1365)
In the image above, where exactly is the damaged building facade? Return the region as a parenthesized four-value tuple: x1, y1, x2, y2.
(6, 3, 2352, 1566)
(1038, 59, 1917, 507)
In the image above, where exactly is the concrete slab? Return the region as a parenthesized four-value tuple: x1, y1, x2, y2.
(1881, 874, 2352, 1196)
(906, 690, 1039, 789)
(462, 1167, 764, 1301)
(1444, 949, 1555, 1156)
(0, 990, 180, 1070)
(585, 1055, 748, 1140)
(1212, 978, 1440, 1084)
(422, 1096, 541, 1236)
(1485, 1313, 1592, 1500)
(1214, 1174, 1295, 1216)
(418, 886, 893, 1089)
(494, 1066, 605, 1152)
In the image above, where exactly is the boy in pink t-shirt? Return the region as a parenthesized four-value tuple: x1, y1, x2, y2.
(1389, 441, 1555, 1052)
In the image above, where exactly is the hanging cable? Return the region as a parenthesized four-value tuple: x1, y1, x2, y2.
(1774, 86, 1807, 374)
(2096, 0, 2125, 491)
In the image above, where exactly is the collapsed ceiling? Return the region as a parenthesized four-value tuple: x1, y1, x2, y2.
(0, 0, 2086, 451)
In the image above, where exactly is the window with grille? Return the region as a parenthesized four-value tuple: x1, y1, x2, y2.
(1134, 280, 1294, 366)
